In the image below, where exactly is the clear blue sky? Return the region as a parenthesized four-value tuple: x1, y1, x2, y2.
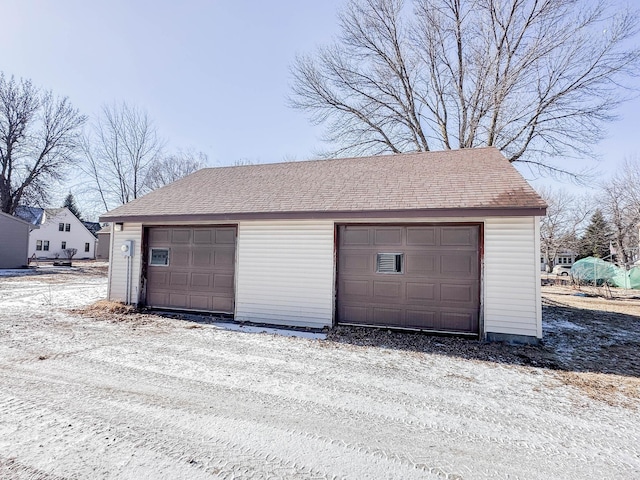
(1, 0, 638, 211)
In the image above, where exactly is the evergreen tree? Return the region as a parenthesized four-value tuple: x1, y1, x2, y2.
(579, 209, 611, 259)
(62, 193, 82, 220)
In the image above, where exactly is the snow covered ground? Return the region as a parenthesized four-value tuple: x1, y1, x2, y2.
(0, 269, 639, 479)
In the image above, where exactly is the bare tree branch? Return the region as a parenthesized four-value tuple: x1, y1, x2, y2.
(81, 102, 164, 211)
(0, 74, 86, 214)
(289, 0, 640, 176)
(144, 149, 207, 191)
(538, 186, 592, 271)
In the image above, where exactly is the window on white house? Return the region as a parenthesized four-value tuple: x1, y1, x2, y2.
(61, 241, 66, 249)
(65, 224, 71, 232)
(84, 243, 90, 252)
(43, 241, 49, 251)
(58, 223, 64, 231)
(36, 240, 42, 251)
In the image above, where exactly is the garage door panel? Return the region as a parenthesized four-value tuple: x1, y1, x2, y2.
(342, 279, 370, 297)
(214, 248, 235, 266)
(147, 292, 167, 306)
(342, 253, 370, 272)
(190, 295, 210, 310)
(441, 227, 477, 246)
(338, 224, 479, 334)
(192, 248, 213, 266)
(440, 283, 474, 303)
(146, 226, 236, 314)
(374, 227, 402, 245)
(171, 229, 191, 243)
(341, 305, 368, 324)
(212, 296, 234, 313)
(147, 270, 169, 287)
(215, 228, 236, 244)
(406, 227, 436, 246)
(191, 273, 211, 288)
(168, 293, 188, 308)
(406, 282, 436, 301)
(213, 273, 234, 292)
(149, 229, 170, 243)
(440, 254, 474, 274)
(193, 229, 213, 244)
(373, 280, 401, 298)
(171, 249, 190, 267)
(372, 307, 403, 325)
(441, 311, 477, 332)
(406, 309, 436, 329)
(169, 272, 189, 288)
(342, 227, 370, 246)
(405, 254, 436, 274)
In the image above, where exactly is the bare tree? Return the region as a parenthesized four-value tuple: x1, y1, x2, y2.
(232, 158, 261, 167)
(290, 0, 639, 175)
(144, 149, 207, 190)
(63, 248, 77, 260)
(538, 186, 591, 271)
(82, 102, 164, 212)
(599, 156, 640, 264)
(0, 74, 86, 214)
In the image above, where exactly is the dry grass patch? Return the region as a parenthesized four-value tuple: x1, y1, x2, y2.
(80, 300, 136, 315)
(71, 300, 172, 329)
(555, 371, 640, 408)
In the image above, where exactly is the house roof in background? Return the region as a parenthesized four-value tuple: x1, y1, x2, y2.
(100, 147, 547, 222)
(82, 221, 102, 237)
(14, 206, 45, 225)
(15, 207, 69, 225)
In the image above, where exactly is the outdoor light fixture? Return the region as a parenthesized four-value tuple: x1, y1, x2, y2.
(114, 223, 123, 232)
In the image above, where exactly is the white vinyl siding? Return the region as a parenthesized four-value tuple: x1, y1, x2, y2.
(108, 223, 143, 304)
(106, 215, 542, 340)
(484, 216, 541, 338)
(235, 220, 335, 328)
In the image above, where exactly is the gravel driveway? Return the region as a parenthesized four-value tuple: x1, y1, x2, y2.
(0, 266, 638, 479)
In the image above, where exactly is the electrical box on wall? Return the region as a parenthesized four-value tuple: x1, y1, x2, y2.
(121, 240, 134, 257)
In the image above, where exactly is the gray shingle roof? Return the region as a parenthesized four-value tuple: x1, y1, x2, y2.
(100, 147, 546, 222)
(16, 207, 68, 225)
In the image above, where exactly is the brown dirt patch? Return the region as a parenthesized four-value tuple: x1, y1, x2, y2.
(554, 371, 640, 408)
(72, 300, 160, 327)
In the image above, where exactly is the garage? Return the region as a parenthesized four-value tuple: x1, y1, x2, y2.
(337, 224, 480, 334)
(102, 148, 546, 342)
(145, 226, 236, 313)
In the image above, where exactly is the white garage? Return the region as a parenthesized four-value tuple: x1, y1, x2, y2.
(100, 147, 546, 343)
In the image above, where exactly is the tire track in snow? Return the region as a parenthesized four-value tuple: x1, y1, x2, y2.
(0, 392, 337, 480)
(0, 367, 462, 479)
(2, 361, 637, 479)
(123, 342, 637, 454)
(0, 456, 71, 480)
(52, 344, 640, 465)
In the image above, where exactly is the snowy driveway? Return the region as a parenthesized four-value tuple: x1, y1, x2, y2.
(0, 269, 639, 479)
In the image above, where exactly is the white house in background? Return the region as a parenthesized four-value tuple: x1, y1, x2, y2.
(100, 147, 547, 344)
(15, 207, 97, 260)
(540, 250, 577, 271)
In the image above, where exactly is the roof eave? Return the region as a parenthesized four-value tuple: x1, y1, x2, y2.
(100, 206, 547, 224)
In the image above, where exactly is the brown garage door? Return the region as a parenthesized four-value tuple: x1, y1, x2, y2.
(145, 226, 236, 313)
(337, 224, 480, 333)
